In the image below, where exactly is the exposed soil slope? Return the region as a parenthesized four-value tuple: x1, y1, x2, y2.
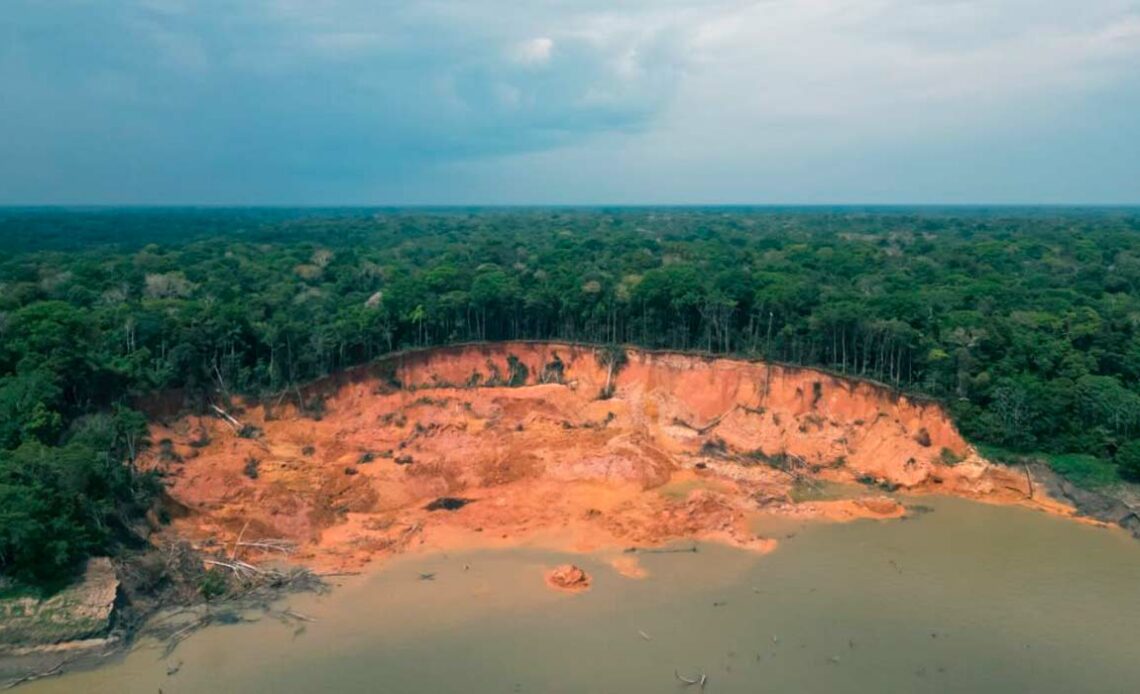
(140, 343, 1072, 572)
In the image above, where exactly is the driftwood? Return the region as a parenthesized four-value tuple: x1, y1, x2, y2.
(673, 406, 740, 436)
(2, 658, 73, 690)
(114, 543, 329, 663)
(211, 363, 233, 401)
(237, 539, 297, 555)
(282, 609, 315, 623)
(231, 521, 251, 560)
(161, 616, 213, 659)
(629, 545, 698, 555)
(674, 670, 708, 688)
(209, 403, 242, 433)
(204, 558, 272, 577)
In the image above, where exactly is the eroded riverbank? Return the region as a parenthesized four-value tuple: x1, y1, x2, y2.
(6, 342, 1114, 688)
(138, 342, 1075, 575)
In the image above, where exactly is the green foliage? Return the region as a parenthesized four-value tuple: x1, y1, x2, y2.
(198, 569, 227, 600)
(541, 354, 566, 384)
(1115, 440, 1140, 482)
(0, 439, 155, 583)
(596, 345, 629, 399)
(742, 449, 790, 470)
(506, 355, 529, 387)
(938, 447, 964, 466)
(0, 371, 63, 448)
(1045, 453, 1120, 488)
(4, 206, 1140, 586)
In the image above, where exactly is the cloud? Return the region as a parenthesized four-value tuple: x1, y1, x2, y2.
(0, 0, 1137, 203)
(0, 0, 698, 202)
(510, 37, 554, 67)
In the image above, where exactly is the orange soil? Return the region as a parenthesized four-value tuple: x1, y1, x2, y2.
(544, 564, 591, 592)
(140, 342, 1077, 576)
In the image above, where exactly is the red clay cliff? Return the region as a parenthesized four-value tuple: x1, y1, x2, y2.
(139, 342, 1075, 574)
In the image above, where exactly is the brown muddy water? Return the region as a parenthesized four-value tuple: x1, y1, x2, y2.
(24, 496, 1140, 693)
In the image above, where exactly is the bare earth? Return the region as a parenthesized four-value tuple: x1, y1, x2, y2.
(140, 342, 1080, 579)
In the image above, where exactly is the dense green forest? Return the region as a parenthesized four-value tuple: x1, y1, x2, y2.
(3, 206, 1140, 584)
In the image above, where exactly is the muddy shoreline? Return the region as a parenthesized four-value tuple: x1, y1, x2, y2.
(1029, 463, 1140, 537)
(6, 341, 1138, 688)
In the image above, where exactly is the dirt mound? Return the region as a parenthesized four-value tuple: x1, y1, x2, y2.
(139, 342, 1072, 573)
(545, 564, 591, 592)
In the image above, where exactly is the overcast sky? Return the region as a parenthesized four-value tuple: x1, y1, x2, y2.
(2, 0, 1139, 204)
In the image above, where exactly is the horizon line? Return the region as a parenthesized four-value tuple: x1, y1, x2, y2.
(2, 203, 1140, 211)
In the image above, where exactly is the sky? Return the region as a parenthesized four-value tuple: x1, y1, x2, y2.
(1, 0, 1139, 205)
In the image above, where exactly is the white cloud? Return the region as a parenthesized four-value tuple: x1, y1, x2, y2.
(510, 37, 554, 67)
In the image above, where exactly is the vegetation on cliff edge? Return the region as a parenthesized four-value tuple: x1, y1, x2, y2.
(3, 206, 1140, 583)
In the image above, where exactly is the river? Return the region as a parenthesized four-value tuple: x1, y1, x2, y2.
(24, 495, 1140, 693)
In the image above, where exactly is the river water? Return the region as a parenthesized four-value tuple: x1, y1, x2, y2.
(25, 496, 1140, 693)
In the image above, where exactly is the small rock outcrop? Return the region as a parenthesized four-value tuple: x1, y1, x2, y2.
(545, 564, 591, 592)
(0, 558, 118, 650)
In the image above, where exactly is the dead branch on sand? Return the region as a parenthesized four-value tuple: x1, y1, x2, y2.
(204, 558, 273, 578)
(673, 406, 740, 435)
(209, 403, 242, 433)
(2, 658, 74, 690)
(152, 565, 325, 658)
(237, 539, 297, 555)
(230, 520, 251, 560)
(225, 522, 298, 563)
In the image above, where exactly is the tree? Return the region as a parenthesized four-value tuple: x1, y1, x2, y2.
(0, 371, 63, 448)
(596, 345, 628, 399)
(1116, 439, 1140, 482)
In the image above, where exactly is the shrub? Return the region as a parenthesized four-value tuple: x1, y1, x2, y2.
(1114, 440, 1140, 482)
(742, 449, 789, 471)
(506, 355, 529, 387)
(541, 355, 565, 384)
(938, 447, 963, 466)
(199, 569, 227, 600)
(1048, 453, 1118, 488)
(700, 438, 728, 457)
